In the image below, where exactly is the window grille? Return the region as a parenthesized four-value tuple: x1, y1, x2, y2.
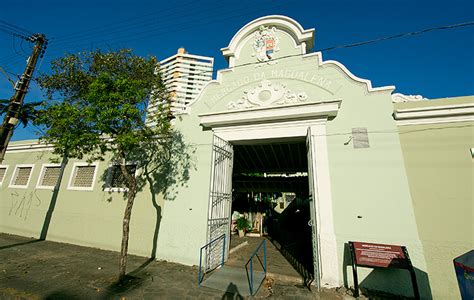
(13, 167, 32, 186)
(0, 167, 7, 184)
(40, 166, 61, 187)
(72, 166, 96, 188)
(109, 165, 137, 188)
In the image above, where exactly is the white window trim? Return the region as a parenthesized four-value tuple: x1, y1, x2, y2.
(0, 165, 9, 186)
(9, 164, 35, 189)
(104, 162, 138, 192)
(67, 162, 99, 191)
(36, 163, 63, 190)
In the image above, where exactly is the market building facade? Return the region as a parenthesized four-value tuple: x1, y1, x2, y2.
(0, 16, 472, 299)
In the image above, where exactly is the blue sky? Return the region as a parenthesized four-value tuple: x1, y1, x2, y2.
(1, 0, 473, 141)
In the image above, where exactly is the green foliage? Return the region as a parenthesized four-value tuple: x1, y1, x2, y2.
(0, 99, 42, 127)
(236, 216, 250, 231)
(34, 49, 171, 161)
(33, 49, 191, 279)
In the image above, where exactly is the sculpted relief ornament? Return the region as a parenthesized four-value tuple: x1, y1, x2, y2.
(392, 93, 428, 103)
(252, 25, 279, 65)
(228, 80, 308, 110)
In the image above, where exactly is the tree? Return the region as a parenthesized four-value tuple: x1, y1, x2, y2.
(34, 49, 172, 280)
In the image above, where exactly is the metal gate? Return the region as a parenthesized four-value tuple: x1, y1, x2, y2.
(205, 134, 233, 272)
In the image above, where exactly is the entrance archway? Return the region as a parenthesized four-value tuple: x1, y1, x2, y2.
(200, 100, 341, 288)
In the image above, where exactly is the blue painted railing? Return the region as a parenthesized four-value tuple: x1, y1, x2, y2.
(245, 239, 267, 295)
(198, 233, 226, 286)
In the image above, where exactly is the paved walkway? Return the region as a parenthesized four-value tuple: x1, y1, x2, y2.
(0, 233, 350, 299)
(227, 235, 304, 283)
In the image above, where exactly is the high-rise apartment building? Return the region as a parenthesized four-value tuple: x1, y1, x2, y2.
(147, 48, 214, 123)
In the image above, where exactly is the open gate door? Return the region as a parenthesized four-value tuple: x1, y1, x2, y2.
(306, 127, 321, 289)
(205, 134, 234, 272)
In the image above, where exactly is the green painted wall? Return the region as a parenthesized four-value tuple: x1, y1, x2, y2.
(185, 25, 429, 296)
(3, 16, 466, 299)
(396, 97, 474, 299)
(0, 147, 162, 259)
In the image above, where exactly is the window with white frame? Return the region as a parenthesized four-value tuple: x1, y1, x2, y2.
(37, 164, 62, 189)
(105, 163, 137, 192)
(0, 165, 8, 186)
(9, 165, 34, 188)
(68, 162, 98, 191)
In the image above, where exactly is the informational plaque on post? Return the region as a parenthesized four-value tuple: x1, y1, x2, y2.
(348, 241, 420, 299)
(352, 242, 408, 268)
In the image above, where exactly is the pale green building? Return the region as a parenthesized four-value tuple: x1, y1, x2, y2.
(0, 16, 472, 299)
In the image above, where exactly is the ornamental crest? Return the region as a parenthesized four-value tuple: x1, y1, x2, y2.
(228, 80, 308, 110)
(252, 26, 279, 63)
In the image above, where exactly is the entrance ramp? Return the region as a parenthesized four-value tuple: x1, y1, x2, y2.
(201, 266, 265, 296)
(199, 239, 267, 296)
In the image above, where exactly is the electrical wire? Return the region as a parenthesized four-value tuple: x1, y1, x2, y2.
(46, 0, 291, 54)
(1, 19, 473, 94)
(0, 19, 33, 36)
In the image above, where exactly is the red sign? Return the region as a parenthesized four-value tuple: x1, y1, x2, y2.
(352, 242, 407, 268)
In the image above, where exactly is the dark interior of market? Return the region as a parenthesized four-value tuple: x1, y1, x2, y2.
(230, 139, 314, 282)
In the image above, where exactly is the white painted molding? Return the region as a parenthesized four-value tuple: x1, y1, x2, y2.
(9, 164, 35, 189)
(6, 141, 53, 153)
(221, 15, 315, 66)
(392, 93, 428, 103)
(303, 52, 396, 93)
(36, 163, 62, 190)
(394, 103, 474, 126)
(67, 162, 99, 191)
(0, 164, 9, 186)
(213, 119, 327, 142)
(200, 100, 341, 128)
(308, 124, 340, 287)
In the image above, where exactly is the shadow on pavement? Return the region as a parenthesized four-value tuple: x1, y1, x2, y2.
(0, 239, 43, 250)
(100, 258, 154, 299)
(221, 282, 244, 300)
(44, 290, 82, 300)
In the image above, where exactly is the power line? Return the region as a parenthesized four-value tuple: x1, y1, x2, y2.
(0, 19, 33, 36)
(1, 19, 473, 83)
(52, 0, 205, 44)
(46, 0, 289, 53)
(318, 21, 474, 52)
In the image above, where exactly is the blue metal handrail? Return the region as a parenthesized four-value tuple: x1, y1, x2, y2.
(245, 239, 267, 295)
(198, 233, 226, 286)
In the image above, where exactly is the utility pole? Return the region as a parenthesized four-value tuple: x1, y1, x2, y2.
(0, 33, 47, 162)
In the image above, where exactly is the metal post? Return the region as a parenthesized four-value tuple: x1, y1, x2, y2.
(349, 242, 359, 297)
(403, 246, 420, 300)
(198, 246, 203, 285)
(250, 259, 253, 295)
(264, 240, 267, 273)
(221, 234, 226, 267)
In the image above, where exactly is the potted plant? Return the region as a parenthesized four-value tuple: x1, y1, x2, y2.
(236, 216, 249, 237)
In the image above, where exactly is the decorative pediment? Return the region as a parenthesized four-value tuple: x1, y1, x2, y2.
(227, 80, 308, 110)
(251, 25, 280, 65)
(392, 93, 428, 103)
(221, 15, 314, 68)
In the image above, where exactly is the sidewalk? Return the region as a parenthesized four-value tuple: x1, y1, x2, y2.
(0, 233, 346, 299)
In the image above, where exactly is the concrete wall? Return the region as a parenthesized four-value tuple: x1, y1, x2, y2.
(0, 148, 160, 258)
(395, 96, 474, 299)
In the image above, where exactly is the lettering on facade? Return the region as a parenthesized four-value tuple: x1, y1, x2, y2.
(204, 69, 341, 109)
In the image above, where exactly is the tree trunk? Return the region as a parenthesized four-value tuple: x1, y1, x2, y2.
(118, 161, 137, 280)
